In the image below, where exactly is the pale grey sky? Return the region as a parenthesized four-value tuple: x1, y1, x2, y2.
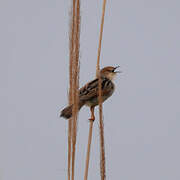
(1, 0, 180, 179)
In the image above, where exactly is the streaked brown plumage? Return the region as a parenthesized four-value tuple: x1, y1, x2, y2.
(60, 66, 120, 120)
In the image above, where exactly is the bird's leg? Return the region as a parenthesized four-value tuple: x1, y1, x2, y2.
(89, 106, 95, 121)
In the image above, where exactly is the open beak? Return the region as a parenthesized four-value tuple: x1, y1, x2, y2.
(114, 66, 122, 73)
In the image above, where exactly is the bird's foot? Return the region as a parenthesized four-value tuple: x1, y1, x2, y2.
(89, 106, 95, 122)
(89, 117, 95, 122)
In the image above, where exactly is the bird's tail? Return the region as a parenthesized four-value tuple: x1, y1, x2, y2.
(60, 101, 84, 119)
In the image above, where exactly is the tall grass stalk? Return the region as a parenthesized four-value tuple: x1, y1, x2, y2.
(84, 121, 94, 180)
(84, 0, 107, 179)
(68, 0, 80, 180)
(96, 0, 107, 179)
(71, 0, 80, 180)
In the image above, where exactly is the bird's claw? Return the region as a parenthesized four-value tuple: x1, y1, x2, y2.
(89, 117, 95, 122)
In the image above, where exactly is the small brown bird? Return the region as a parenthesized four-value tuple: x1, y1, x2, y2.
(60, 66, 121, 121)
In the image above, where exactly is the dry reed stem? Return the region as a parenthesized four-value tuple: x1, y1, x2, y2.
(71, 0, 81, 180)
(68, 0, 76, 179)
(84, 120, 94, 180)
(68, 121, 72, 180)
(96, 0, 107, 180)
(84, 0, 107, 179)
(68, 0, 80, 180)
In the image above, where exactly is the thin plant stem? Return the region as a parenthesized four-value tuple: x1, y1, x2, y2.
(84, 120, 94, 180)
(71, 0, 80, 180)
(68, 0, 76, 179)
(96, 0, 107, 179)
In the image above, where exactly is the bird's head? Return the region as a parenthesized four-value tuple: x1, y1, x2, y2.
(100, 66, 121, 80)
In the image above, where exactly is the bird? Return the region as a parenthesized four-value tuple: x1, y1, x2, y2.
(60, 66, 121, 121)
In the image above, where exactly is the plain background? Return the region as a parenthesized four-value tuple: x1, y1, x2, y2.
(1, 0, 180, 179)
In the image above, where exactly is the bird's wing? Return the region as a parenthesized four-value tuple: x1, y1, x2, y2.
(79, 77, 114, 101)
(79, 78, 98, 101)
